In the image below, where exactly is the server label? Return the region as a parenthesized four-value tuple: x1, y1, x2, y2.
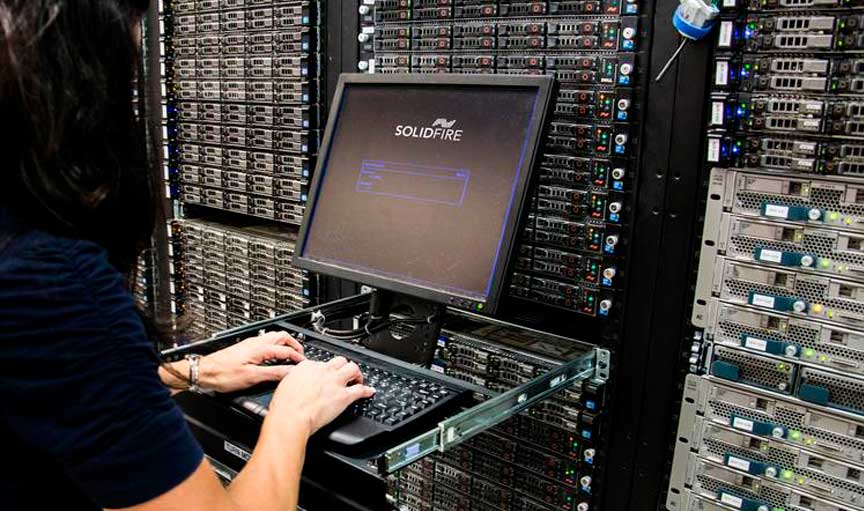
(727, 455, 751, 472)
(751, 294, 776, 308)
(764, 205, 789, 219)
(707, 138, 720, 162)
(718, 22, 733, 48)
(720, 492, 743, 509)
(732, 417, 755, 432)
(757, 249, 783, 264)
(745, 336, 768, 352)
(715, 61, 728, 86)
(711, 102, 724, 126)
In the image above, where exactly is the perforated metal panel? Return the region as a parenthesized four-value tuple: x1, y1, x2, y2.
(701, 379, 864, 466)
(712, 346, 796, 393)
(691, 458, 794, 509)
(698, 423, 864, 507)
(712, 303, 864, 376)
(716, 260, 864, 327)
(729, 174, 864, 229)
(800, 368, 864, 416)
(723, 215, 864, 273)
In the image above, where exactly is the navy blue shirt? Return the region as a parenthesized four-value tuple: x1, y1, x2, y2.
(0, 210, 203, 509)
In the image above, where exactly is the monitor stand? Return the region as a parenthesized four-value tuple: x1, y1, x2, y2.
(362, 290, 446, 366)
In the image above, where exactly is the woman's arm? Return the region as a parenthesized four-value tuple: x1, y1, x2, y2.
(159, 331, 305, 394)
(114, 356, 375, 511)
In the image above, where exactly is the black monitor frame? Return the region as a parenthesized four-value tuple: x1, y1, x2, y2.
(294, 73, 554, 316)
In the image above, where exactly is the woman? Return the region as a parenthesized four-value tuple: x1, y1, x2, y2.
(0, 1, 374, 509)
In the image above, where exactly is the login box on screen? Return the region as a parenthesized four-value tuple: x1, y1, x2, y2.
(355, 160, 471, 208)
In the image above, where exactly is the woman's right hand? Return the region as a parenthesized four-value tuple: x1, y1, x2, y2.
(267, 356, 376, 435)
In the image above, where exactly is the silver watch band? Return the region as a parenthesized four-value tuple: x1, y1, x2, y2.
(185, 354, 202, 393)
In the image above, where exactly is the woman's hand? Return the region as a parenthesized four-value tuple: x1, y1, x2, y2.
(267, 356, 376, 435)
(199, 331, 305, 393)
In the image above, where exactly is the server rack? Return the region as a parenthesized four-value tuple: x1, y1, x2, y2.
(155, 0, 323, 339)
(143, 0, 863, 510)
(666, 1, 864, 511)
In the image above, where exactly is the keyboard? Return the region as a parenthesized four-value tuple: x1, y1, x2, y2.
(233, 335, 472, 454)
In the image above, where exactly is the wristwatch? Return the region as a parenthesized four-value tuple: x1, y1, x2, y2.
(185, 354, 202, 393)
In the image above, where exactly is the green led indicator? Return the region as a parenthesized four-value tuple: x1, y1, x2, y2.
(803, 349, 815, 358)
(476, 303, 484, 311)
(789, 430, 801, 441)
(781, 469, 794, 480)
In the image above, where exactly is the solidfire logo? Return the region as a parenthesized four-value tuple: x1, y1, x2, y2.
(394, 118, 463, 142)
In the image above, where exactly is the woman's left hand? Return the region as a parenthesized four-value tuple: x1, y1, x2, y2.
(199, 331, 305, 393)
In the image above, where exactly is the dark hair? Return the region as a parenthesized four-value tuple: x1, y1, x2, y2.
(0, 0, 191, 363)
(0, 0, 153, 274)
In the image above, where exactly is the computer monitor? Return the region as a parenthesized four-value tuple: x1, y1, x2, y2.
(296, 73, 553, 316)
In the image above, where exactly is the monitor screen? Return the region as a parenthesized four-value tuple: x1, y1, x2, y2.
(297, 75, 551, 313)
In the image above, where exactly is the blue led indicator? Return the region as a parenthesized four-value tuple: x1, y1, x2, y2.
(587, 400, 596, 410)
(604, 244, 615, 254)
(582, 430, 593, 439)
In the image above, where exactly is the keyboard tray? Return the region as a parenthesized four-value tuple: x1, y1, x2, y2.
(163, 293, 608, 474)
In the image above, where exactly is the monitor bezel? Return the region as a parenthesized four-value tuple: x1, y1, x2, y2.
(294, 73, 554, 315)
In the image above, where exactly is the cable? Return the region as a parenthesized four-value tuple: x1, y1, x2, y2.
(309, 309, 440, 341)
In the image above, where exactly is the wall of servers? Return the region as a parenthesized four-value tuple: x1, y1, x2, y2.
(356, 1, 640, 508)
(170, 219, 312, 338)
(166, 0, 317, 223)
(667, 0, 864, 510)
(386, 319, 603, 511)
(358, 0, 640, 320)
(157, 0, 321, 339)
